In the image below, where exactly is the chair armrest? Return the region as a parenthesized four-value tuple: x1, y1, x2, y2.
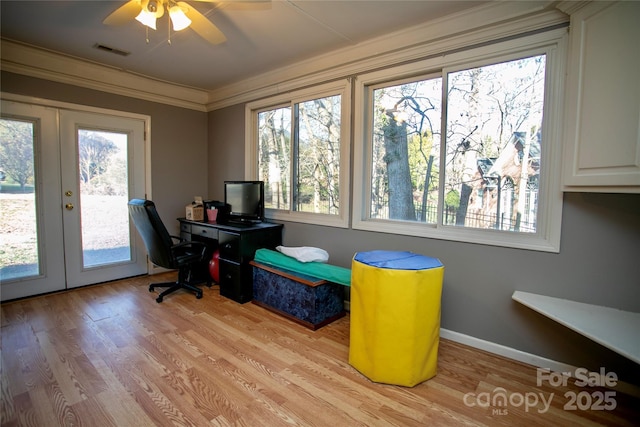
(171, 240, 208, 260)
(172, 240, 206, 249)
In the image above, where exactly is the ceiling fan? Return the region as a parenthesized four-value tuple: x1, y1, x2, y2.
(103, 0, 269, 46)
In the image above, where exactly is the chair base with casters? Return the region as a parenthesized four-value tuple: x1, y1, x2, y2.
(149, 265, 209, 303)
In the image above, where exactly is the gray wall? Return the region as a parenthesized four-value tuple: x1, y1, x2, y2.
(208, 103, 246, 200)
(209, 104, 640, 385)
(4, 71, 639, 385)
(1, 71, 208, 235)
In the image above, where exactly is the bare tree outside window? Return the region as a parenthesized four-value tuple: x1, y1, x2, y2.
(77, 129, 130, 267)
(371, 78, 442, 222)
(258, 94, 342, 216)
(0, 119, 35, 192)
(258, 107, 291, 211)
(296, 96, 341, 215)
(78, 130, 123, 195)
(368, 54, 545, 234)
(0, 118, 39, 279)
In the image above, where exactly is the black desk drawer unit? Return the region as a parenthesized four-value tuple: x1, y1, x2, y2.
(192, 224, 217, 240)
(219, 260, 248, 303)
(178, 219, 283, 303)
(218, 231, 240, 263)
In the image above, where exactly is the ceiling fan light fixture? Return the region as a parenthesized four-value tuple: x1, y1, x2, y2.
(135, 0, 165, 30)
(169, 5, 191, 31)
(135, 9, 157, 29)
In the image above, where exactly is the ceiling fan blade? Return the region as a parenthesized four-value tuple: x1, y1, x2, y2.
(103, 0, 143, 26)
(178, 1, 227, 45)
(190, 0, 271, 10)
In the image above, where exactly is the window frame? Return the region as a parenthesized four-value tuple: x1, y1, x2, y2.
(245, 79, 352, 228)
(352, 29, 567, 252)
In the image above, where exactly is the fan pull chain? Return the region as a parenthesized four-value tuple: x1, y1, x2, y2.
(168, 15, 172, 45)
(145, 26, 150, 44)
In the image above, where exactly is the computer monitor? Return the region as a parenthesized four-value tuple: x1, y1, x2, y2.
(224, 181, 264, 224)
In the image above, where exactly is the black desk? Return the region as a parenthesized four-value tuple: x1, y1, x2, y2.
(178, 218, 283, 303)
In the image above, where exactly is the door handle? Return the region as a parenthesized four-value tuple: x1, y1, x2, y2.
(65, 203, 74, 210)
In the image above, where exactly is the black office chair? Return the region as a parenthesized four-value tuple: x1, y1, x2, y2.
(128, 199, 211, 303)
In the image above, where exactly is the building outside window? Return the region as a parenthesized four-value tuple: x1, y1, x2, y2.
(353, 30, 565, 252)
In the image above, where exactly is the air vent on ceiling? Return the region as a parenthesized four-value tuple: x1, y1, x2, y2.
(93, 43, 131, 57)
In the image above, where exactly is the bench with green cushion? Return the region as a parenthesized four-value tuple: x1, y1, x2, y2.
(253, 248, 351, 287)
(251, 248, 351, 329)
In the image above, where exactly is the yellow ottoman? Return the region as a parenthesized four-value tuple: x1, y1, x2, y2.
(349, 250, 444, 387)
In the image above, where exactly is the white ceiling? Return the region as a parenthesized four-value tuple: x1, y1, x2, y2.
(1, 1, 487, 91)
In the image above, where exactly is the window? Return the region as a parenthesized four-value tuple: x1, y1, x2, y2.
(246, 80, 351, 227)
(353, 31, 565, 251)
(446, 57, 545, 234)
(369, 75, 442, 223)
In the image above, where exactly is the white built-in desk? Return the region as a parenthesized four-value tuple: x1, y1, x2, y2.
(512, 291, 640, 365)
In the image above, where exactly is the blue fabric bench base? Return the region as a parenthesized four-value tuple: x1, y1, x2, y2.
(251, 261, 346, 330)
(253, 248, 351, 286)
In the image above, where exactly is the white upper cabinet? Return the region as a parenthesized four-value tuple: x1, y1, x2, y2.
(562, 1, 640, 192)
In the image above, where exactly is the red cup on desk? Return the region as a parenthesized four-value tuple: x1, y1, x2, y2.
(206, 208, 218, 223)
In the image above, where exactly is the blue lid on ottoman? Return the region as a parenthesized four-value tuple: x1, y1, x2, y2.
(354, 250, 442, 270)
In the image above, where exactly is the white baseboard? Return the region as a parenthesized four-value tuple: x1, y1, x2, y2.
(440, 328, 640, 398)
(149, 264, 173, 275)
(440, 328, 569, 371)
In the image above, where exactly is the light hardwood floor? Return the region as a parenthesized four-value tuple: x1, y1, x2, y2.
(1, 273, 638, 426)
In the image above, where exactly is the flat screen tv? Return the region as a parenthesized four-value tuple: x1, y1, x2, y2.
(224, 181, 265, 224)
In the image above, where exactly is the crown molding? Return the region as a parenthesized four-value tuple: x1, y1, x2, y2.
(205, 1, 568, 110)
(1, 39, 209, 112)
(555, 1, 591, 15)
(1, 1, 569, 113)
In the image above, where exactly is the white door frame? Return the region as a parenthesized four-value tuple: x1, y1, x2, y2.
(1, 100, 66, 299)
(1, 93, 152, 300)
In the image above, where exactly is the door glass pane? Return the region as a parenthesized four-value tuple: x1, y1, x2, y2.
(77, 129, 131, 267)
(0, 118, 39, 280)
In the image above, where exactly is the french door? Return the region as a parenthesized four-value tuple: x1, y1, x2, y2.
(0, 99, 148, 301)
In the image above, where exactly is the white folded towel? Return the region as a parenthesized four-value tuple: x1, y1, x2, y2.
(276, 246, 329, 263)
